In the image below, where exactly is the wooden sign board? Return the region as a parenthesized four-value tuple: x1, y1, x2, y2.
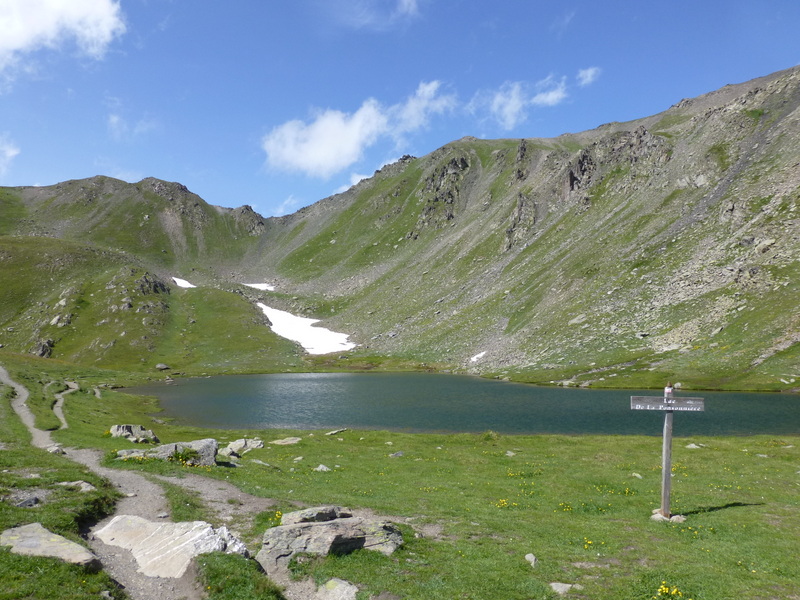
(630, 396, 705, 412)
(630, 394, 705, 519)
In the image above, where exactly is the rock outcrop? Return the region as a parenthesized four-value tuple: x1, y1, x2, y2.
(255, 506, 403, 581)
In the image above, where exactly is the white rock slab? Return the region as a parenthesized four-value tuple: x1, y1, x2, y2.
(95, 515, 244, 578)
(0, 523, 100, 570)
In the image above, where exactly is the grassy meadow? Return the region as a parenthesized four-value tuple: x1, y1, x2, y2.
(1, 355, 798, 599)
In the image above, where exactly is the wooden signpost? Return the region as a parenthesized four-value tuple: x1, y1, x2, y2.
(631, 393, 705, 518)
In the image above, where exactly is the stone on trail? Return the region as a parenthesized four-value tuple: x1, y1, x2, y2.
(0, 522, 101, 571)
(95, 515, 247, 578)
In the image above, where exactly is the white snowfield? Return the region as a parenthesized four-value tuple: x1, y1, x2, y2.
(257, 303, 356, 355)
(168, 279, 353, 355)
(244, 283, 275, 291)
(172, 277, 197, 289)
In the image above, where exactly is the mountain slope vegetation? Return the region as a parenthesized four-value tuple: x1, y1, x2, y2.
(1, 67, 798, 390)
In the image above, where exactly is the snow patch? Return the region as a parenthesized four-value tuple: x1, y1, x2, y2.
(172, 277, 196, 289)
(470, 351, 487, 362)
(257, 303, 355, 355)
(244, 283, 275, 291)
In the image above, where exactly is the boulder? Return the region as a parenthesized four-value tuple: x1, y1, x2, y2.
(116, 438, 217, 466)
(281, 506, 353, 526)
(255, 507, 403, 579)
(95, 515, 247, 578)
(0, 523, 100, 571)
(110, 424, 160, 443)
(227, 437, 264, 455)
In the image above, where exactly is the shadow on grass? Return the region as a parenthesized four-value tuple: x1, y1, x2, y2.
(683, 501, 765, 515)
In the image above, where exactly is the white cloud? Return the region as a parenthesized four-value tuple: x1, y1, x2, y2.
(478, 75, 569, 131)
(550, 10, 576, 38)
(107, 112, 158, 141)
(327, 0, 421, 30)
(531, 75, 568, 107)
(395, 80, 456, 134)
(0, 0, 126, 76)
(0, 134, 21, 177)
(262, 80, 453, 178)
(274, 194, 303, 217)
(263, 99, 387, 178)
(335, 172, 371, 194)
(490, 82, 529, 130)
(577, 67, 601, 87)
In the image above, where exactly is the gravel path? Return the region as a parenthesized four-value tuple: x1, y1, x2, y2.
(0, 365, 281, 600)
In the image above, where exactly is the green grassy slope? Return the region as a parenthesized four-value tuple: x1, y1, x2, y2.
(1, 67, 798, 389)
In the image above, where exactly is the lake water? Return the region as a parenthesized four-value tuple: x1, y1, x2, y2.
(126, 372, 800, 436)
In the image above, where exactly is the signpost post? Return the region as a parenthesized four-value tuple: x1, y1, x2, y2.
(630, 394, 705, 518)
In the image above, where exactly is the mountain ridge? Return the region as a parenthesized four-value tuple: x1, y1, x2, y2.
(1, 66, 798, 390)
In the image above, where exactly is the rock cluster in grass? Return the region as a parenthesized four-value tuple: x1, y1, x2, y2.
(110, 424, 159, 443)
(115, 438, 217, 466)
(218, 437, 264, 459)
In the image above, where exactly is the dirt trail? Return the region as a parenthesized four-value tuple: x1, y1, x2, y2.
(0, 365, 279, 600)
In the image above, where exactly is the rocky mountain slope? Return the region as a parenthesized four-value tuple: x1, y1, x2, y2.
(1, 67, 798, 390)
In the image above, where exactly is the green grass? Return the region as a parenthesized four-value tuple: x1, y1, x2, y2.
(3, 357, 800, 599)
(198, 552, 287, 600)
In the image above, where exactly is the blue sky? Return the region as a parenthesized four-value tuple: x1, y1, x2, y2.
(1, 1, 799, 218)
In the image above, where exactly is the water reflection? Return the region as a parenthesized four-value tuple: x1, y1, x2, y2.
(126, 372, 800, 436)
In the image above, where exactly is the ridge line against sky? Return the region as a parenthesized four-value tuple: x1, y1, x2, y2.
(1, 0, 799, 217)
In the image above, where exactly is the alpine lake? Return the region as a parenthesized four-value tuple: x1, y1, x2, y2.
(126, 372, 799, 436)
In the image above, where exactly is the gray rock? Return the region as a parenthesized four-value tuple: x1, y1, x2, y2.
(255, 513, 403, 578)
(270, 436, 302, 445)
(95, 515, 247, 578)
(281, 506, 353, 526)
(550, 582, 583, 596)
(0, 523, 100, 571)
(227, 437, 263, 455)
(56, 480, 97, 493)
(155, 363, 170, 371)
(110, 424, 159, 444)
(316, 578, 359, 600)
(525, 553, 537, 567)
(15, 496, 39, 508)
(313, 464, 332, 472)
(116, 438, 218, 466)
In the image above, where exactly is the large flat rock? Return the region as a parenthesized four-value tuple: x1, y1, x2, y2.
(95, 514, 246, 578)
(0, 522, 100, 571)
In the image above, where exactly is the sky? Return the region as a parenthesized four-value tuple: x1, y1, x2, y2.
(1, 1, 799, 218)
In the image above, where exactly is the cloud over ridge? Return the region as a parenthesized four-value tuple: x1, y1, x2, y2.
(262, 80, 455, 178)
